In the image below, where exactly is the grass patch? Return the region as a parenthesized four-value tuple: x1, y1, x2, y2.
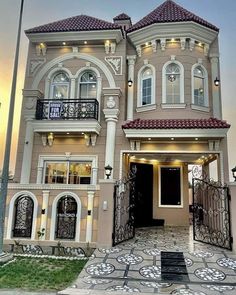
(0, 257, 87, 291)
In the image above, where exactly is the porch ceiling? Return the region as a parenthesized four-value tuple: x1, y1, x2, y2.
(127, 152, 217, 164)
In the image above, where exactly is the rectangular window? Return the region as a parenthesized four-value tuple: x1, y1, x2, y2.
(160, 167, 181, 206)
(44, 161, 92, 184)
(142, 78, 152, 105)
(166, 76, 180, 103)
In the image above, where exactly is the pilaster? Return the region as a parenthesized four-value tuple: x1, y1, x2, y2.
(86, 191, 95, 243)
(210, 55, 222, 119)
(40, 190, 50, 240)
(126, 55, 136, 121)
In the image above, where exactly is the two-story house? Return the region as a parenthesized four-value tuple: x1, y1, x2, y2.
(4, 0, 230, 249)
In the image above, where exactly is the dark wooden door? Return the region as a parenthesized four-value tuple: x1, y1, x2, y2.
(130, 163, 153, 227)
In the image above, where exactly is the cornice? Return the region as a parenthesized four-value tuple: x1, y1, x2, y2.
(127, 21, 218, 47)
(26, 30, 123, 44)
(123, 128, 229, 139)
(31, 120, 102, 134)
(8, 183, 100, 191)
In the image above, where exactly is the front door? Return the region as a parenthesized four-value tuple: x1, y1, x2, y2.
(130, 163, 153, 227)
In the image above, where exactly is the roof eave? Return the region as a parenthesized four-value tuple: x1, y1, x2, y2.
(127, 21, 218, 47)
(26, 29, 123, 44)
(123, 128, 229, 139)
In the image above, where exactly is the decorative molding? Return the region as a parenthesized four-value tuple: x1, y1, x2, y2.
(180, 38, 186, 50)
(170, 55, 176, 61)
(86, 62, 91, 67)
(90, 134, 97, 146)
(160, 38, 166, 51)
(204, 44, 210, 56)
(161, 103, 186, 109)
(191, 104, 210, 112)
(106, 96, 116, 109)
(143, 59, 149, 65)
(72, 46, 79, 53)
(136, 45, 141, 57)
(29, 58, 46, 76)
(189, 38, 195, 51)
(32, 52, 116, 89)
(105, 56, 122, 75)
(208, 140, 220, 151)
(110, 42, 116, 54)
(198, 58, 203, 64)
(105, 42, 110, 54)
(136, 104, 157, 113)
(151, 40, 157, 52)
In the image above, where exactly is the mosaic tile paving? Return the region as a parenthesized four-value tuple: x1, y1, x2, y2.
(63, 226, 236, 294)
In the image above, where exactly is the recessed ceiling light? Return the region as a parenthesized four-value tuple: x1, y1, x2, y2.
(195, 137, 198, 141)
(82, 132, 84, 135)
(145, 42, 149, 46)
(62, 42, 66, 45)
(148, 138, 151, 141)
(171, 38, 175, 42)
(66, 132, 70, 135)
(171, 137, 174, 141)
(84, 41, 87, 44)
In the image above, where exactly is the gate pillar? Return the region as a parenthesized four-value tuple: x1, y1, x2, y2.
(97, 179, 116, 248)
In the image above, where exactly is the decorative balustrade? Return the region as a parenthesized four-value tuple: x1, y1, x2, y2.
(35, 99, 99, 120)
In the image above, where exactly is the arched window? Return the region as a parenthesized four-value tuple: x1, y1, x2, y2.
(165, 63, 181, 103)
(192, 65, 208, 107)
(141, 68, 153, 105)
(79, 71, 97, 99)
(13, 195, 34, 238)
(51, 72, 70, 99)
(55, 195, 77, 240)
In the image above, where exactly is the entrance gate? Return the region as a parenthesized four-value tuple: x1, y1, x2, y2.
(112, 171, 136, 246)
(193, 177, 232, 250)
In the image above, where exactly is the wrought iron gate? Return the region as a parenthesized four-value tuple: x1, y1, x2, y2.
(193, 177, 232, 250)
(13, 195, 34, 238)
(112, 171, 136, 246)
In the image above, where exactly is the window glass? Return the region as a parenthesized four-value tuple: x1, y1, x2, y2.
(166, 63, 180, 103)
(194, 66, 205, 106)
(141, 69, 152, 105)
(79, 71, 97, 99)
(44, 161, 92, 184)
(52, 73, 69, 99)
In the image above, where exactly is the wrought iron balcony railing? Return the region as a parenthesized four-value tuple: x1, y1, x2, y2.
(35, 99, 99, 120)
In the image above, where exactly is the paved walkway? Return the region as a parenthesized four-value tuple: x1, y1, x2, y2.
(59, 226, 236, 295)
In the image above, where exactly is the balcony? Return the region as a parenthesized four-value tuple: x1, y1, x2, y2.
(35, 99, 99, 120)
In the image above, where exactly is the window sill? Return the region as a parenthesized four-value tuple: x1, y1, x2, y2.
(191, 104, 210, 112)
(161, 103, 186, 109)
(159, 205, 183, 208)
(136, 104, 157, 112)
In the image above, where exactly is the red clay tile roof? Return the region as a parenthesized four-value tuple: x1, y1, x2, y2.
(26, 14, 122, 34)
(127, 0, 219, 33)
(113, 13, 131, 21)
(122, 118, 230, 129)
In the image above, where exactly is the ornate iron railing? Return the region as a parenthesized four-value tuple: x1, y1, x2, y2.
(35, 99, 99, 120)
(192, 166, 232, 250)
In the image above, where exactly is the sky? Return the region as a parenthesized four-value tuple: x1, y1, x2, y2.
(0, 0, 236, 178)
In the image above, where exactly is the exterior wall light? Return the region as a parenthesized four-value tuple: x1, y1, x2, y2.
(214, 77, 220, 86)
(47, 132, 54, 147)
(128, 79, 133, 87)
(104, 164, 113, 179)
(231, 166, 236, 181)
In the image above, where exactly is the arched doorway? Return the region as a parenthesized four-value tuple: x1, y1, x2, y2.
(13, 195, 34, 238)
(55, 195, 77, 239)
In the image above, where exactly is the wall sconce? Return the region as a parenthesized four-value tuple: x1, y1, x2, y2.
(104, 164, 113, 179)
(231, 166, 236, 181)
(41, 209, 45, 215)
(214, 77, 220, 86)
(87, 210, 92, 216)
(47, 132, 54, 146)
(128, 79, 133, 87)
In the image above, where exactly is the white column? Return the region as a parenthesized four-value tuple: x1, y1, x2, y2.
(127, 55, 136, 121)
(36, 166, 43, 184)
(103, 109, 119, 178)
(92, 167, 98, 185)
(85, 191, 95, 242)
(97, 77, 102, 121)
(40, 190, 50, 240)
(70, 78, 76, 98)
(20, 119, 34, 184)
(210, 55, 222, 119)
(45, 78, 50, 98)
